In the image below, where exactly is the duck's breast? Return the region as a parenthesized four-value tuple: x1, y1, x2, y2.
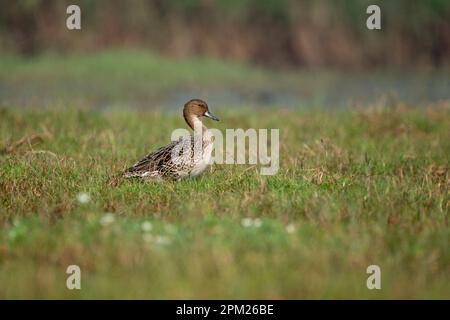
(190, 141, 213, 177)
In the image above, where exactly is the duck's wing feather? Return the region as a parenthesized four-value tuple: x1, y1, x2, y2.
(124, 136, 195, 178)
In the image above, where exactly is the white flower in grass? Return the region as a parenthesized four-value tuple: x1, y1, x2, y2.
(155, 235, 171, 246)
(285, 223, 296, 234)
(241, 218, 263, 228)
(100, 213, 115, 226)
(76, 192, 91, 204)
(241, 218, 253, 228)
(141, 221, 153, 232)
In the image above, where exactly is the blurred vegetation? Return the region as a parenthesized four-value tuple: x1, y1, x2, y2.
(0, 0, 449, 67)
(2, 50, 448, 110)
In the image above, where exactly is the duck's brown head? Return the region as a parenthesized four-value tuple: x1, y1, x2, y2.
(183, 99, 219, 128)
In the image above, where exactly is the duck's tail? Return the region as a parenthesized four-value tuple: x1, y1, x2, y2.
(123, 169, 163, 181)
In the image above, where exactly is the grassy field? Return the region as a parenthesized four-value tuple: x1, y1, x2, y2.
(0, 103, 449, 299)
(0, 51, 449, 299)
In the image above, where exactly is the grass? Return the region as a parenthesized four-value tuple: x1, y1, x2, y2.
(0, 102, 449, 299)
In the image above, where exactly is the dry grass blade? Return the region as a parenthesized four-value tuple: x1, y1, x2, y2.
(0, 134, 43, 155)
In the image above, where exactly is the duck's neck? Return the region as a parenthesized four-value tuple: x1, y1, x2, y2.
(185, 115, 206, 131)
(185, 115, 212, 141)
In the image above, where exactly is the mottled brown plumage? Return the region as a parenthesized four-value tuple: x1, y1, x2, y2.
(124, 99, 219, 181)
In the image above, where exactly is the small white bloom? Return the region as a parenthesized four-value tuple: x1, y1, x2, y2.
(141, 221, 153, 232)
(241, 218, 263, 228)
(155, 235, 171, 246)
(285, 223, 296, 234)
(100, 213, 115, 226)
(241, 218, 253, 228)
(77, 192, 91, 204)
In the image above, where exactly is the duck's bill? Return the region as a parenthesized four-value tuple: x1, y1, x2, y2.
(204, 110, 220, 121)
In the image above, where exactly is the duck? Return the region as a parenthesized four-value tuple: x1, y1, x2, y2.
(124, 99, 220, 181)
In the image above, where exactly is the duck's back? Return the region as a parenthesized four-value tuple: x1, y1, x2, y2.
(124, 135, 213, 181)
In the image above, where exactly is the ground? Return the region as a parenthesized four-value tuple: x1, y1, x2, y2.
(0, 52, 449, 299)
